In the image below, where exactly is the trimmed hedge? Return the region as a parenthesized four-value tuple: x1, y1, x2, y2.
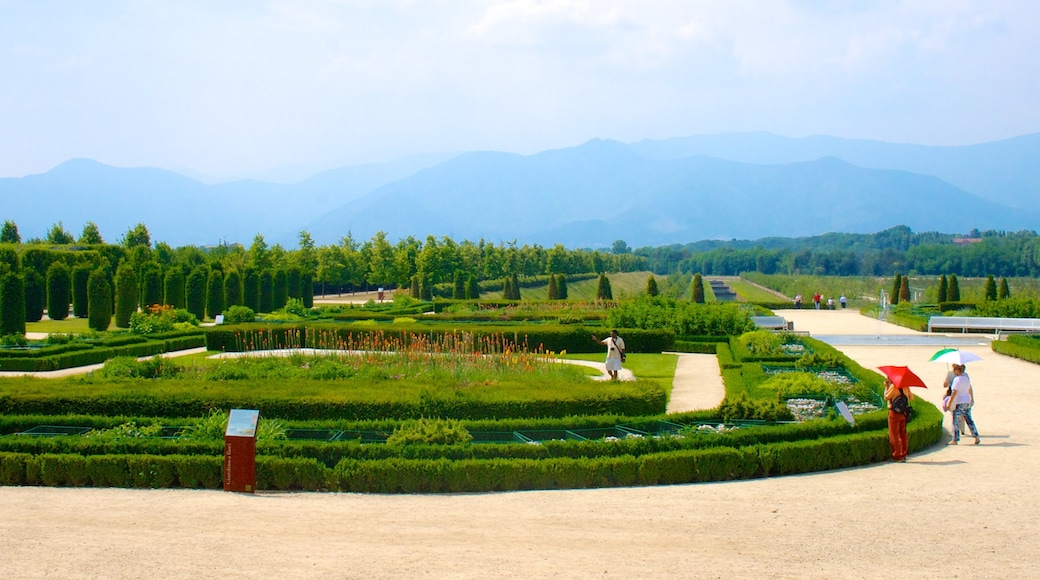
(992, 336, 1040, 365)
(0, 334, 205, 372)
(205, 323, 673, 355)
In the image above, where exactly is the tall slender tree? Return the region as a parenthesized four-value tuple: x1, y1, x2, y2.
(938, 274, 948, 303)
(224, 269, 243, 308)
(72, 265, 91, 318)
(646, 275, 659, 297)
(983, 275, 997, 301)
(46, 262, 71, 321)
(185, 266, 208, 320)
(596, 274, 613, 300)
(998, 277, 1011, 300)
(546, 274, 559, 299)
(87, 269, 112, 332)
(23, 270, 45, 322)
(899, 275, 911, 302)
(163, 268, 185, 309)
(890, 274, 902, 305)
(948, 274, 961, 302)
(466, 275, 480, 300)
(206, 269, 225, 319)
(692, 273, 705, 303)
(114, 262, 139, 328)
(0, 272, 26, 336)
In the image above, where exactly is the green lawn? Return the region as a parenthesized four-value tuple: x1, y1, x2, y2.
(25, 317, 117, 333)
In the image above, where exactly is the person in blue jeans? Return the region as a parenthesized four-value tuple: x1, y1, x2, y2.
(946, 365, 980, 445)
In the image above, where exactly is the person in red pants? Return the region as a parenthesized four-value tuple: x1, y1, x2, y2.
(884, 379, 913, 462)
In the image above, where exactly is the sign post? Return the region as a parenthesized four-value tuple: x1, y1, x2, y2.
(223, 409, 259, 493)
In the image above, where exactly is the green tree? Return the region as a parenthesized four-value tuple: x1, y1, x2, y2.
(114, 262, 139, 328)
(259, 270, 274, 313)
(45, 222, 75, 244)
(87, 269, 112, 332)
(224, 269, 243, 307)
(120, 223, 151, 248)
(611, 240, 632, 254)
(938, 274, 948, 303)
(286, 267, 303, 300)
(72, 265, 91, 318)
(0, 220, 20, 244)
(46, 262, 71, 321)
(899, 275, 910, 302)
(79, 221, 104, 244)
(948, 274, 961, 302)
(185, 266, 209, 320)
(243, 267, 260, 312)
(547, 273, 559, 299)
(692, 273, 705, 303)
(206, 269, 225, 319)
(890, 274, 902, 305)
(983, 274, 997, 301)
(646, 275, 659, 297)
(502, 276, 513, 300)
(596, 274, 613, 300)
(301, 272, 314, 308)
(139, 262, 163, 310)
(0, 272, 26, 335)
(466, 275, 480, 300)
(410, 274, 420, 298)
(453, 271, 465, 299)
(557, 274, 568, 299)
(163, 268, 186, 309)
(998, 277, 1011, 300)
(273, 269, 289, 310)
(509, 273, 521, 300)
(420, 276, 433, 301)
(249, 233, 271, 271)
(23, 270, 45, 322)
(0, 246, 18, 272)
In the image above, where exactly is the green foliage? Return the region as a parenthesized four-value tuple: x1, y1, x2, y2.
(974, 297, 1040, 318)
(178, 409, 287, 442)
(983, 274, 997, 301)
(139, 262, 163, 311)
(206, 269, 225, 319)
(717, 393, 793, 421)
(547, 274, 559, 299)
(273, 269, 289, 310)
(23, 269, 45, 323)
(224, 268, 242, 307)
(607, 295, 755, 336)
(948, 274, 960, 301)
(452, 271, 465, 299)
(1, 271, 27, 336)
(998, 277, 1011, 299)
(114, 262, 139, 328)
(45, 221, 75, 244)
(223, 305, 256, 324)
(121, 223, 151, 248)
(899, 275, 910, 302)
(163, 268, 185, 309)
(242, 268, 260, 311)
(72, 265, 91, 318)
(259, 270, 274, 313)
(79, 221, 104, 245)
(386, 418, 473, 446)
(465, 276, 480, 300)
(596, 274, 613, 300)
(557, 274, 568, 299)
(185, 266, 208, 320)
(646, 275, 659, 297)
(46, 262, 71, 321)
(938, 274, 948, 302)
(736, 330, 782, 356)
(692, 273, 705, 303)
(0, 220, 20, 244)
(96, 355, 182, 379)
(87, 269, 112, 332)
(890, 273, 902, 304)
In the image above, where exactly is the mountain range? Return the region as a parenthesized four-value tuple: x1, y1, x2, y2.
(2, 133, 1039, 249)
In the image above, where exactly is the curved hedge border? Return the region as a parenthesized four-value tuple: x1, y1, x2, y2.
(991, 335, 1040, 364)
(0, 333, 205, 372)
(0, 405, 942, 492)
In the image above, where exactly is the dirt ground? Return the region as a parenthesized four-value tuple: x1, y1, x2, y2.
(2, 309, 1038, 579)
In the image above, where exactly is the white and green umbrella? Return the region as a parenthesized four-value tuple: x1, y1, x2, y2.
(929, 348, 983, 365)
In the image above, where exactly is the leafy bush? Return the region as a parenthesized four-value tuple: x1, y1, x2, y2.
(736, 330, 782, 356)
(607, 295, 755, 336)
(86, 269, 112, 332)
(222, 305, 256, 324)
(283, 298, 309, 318)
(386, 418, 473, 446)
(717, 393, 793, 421)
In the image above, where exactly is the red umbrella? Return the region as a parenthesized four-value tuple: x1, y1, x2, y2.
(878, 365, 928, 389)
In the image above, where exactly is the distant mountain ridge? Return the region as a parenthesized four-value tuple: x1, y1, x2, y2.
(1, 133, 1038, 248)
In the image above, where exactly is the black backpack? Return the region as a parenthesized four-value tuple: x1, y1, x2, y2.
(891, 389, 909, 414)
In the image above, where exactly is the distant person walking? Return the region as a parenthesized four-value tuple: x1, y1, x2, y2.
(591, 329, 625, 381)
(946, 365, 980, 445)
(884, 378, 914, 462)
(840, 295, 847, 308)
(813, 292, 822, 310)
(794, 295, 802, 309)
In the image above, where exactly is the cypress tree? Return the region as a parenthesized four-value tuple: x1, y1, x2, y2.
(410, 275, 420, 298)
(243, 268, 260, 312)
(596, 274, 613, 300)
(0, 272, 26, 336)
(185, 266, 208, 320)
(938, 274, 948, 303)
(466, 275, 480, 300)
(46, 262, 71, 321)
(983, 275, 997, 301)
(206, 269, 225, 319)
(899, 276, 911, 303)
(890, 274, 902, 305)
(0, 246, 19, 273)
(273, 269, 288, 310)
(302, 272, 314, 308)
(287, 267, 303, 300)
(420, 276, 433, 301)
(547, 274, 559, 299)
(224, 269, 243, 307)
(23, 269, 46, 322)
(259, 270, 274, 313)
(164, 268, 185, 309)
(510, 273, 521, 300)
(114, 262, 139, 328)
(998, 277, 1010, 300)
(453, 271, 465, 299)
(87, 268, 112, 332)
(72, 265, 91, 318)
(557, 274, 568, 300)
(646, 275, 659, 297)
(948, 274, 961, 302)
(502, 276, 512, 300)
(692, 273, 705, 303)
(140, 262, 163, 311)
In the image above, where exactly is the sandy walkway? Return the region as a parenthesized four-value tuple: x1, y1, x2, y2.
(2, 311, 1039, 578)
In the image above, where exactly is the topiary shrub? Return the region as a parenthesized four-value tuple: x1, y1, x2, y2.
(185, 266, 208, 321)
(72, 265, 91, 318)
(223, 305, 256, 324)
(22, 269, 45, 323)
(163, 268, 185, 309)
(1, 272, 26, 336)
(87, 269, 112, 332)
(206, 269, 225, 320)
(386, 418, 473, 446)
(46, 262, 71, 321)
(114, 262, 139, 328)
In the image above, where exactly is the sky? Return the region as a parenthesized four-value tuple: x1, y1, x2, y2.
(2, 0, 1039, 182)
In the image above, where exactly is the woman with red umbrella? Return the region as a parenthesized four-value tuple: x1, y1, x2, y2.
(879, 366, 926, 462)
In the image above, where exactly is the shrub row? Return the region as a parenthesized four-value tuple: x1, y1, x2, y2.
(991, 336, 1040, 365)
(0, 407, 940, 492)
(0, 334, 206, 372)
(205, 323, 673, 355)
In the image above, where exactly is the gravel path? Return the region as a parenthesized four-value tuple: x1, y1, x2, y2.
(2, 311, 1037, 579)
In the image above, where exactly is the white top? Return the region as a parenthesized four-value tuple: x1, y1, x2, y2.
(950, 374, 973, 405)
(600, 336, 625, 360)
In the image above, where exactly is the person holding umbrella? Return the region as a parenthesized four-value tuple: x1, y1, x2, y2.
(947, 364, 980, 445)
(879, 366, 926, 462)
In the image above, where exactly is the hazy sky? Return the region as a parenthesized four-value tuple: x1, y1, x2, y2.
(2, 0, 1039, 181)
